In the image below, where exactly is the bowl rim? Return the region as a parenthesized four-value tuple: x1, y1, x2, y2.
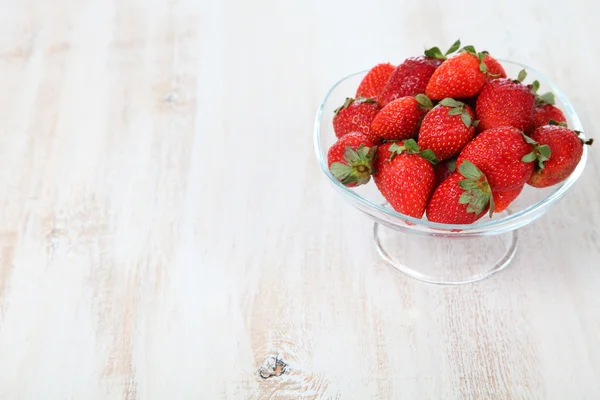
(314, 59, 588, 233)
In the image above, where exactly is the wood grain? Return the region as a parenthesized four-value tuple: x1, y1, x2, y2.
(0, 0, 599, 398)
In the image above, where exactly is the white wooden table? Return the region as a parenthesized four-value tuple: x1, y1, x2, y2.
(0, 0, 599, 398)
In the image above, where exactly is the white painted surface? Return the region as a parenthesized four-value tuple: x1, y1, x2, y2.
(0, 0, 599, 398)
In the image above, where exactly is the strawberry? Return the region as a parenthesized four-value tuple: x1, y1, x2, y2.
(424, 40, 505, 78)
(475, 70, 536, 132)
(530, 80, 566, 128)
(426, 52, 485, 100)
(530, 79, 559, 106)
(417, 98, 477, 161)
(369, 94, 432, 143)
(328, 132, 377, 187)
(527, 124, 593, 188)
(534, 104, 566, 128)
(378, 57, 442, 106)
(373, 143, 395, 199)
(457, 127, 544, 191)
(426, 160, 492, 224)
(483, 55, 507, 79)
(492, 185, 524, 213)
(373, 139, 437, 218)
(425, 45, 501, 100)
(434, 158, 456, 188)
(333, 97, 380, 139)
(356, 63, 395, 99)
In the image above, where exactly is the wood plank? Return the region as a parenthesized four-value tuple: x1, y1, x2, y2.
(0, 0, 599, 398)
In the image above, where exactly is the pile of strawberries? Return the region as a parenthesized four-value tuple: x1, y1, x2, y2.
(328, 40, 592, 224)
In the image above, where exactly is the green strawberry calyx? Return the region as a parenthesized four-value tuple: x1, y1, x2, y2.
(457, 160, 494, 217)
(460, 46, 499, 78)
(528, 78, 556, 106)
(521, 133, 552, 171)
(330, 144, 377, 186)
(333, 97, 377, 116)
(424, 39, 461, 60)
(439, 98, 479, 128)
(388, 139, 439, 165)
(548, 119, 568, 127)
(414, 94, 433, 110)
(446, 158, 457, 173)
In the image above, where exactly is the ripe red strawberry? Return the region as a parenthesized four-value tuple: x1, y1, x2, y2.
(356, 63, 395, 99)
(434, 158, 456, 188)
(425, 55, 480, 100)
(426, 160, 492, 224)
(373, 139, 437, 218)
(378, 57, 442, 106)
(328, 132, 377, 187)
(425, 43, 505, 101)
(418, 98, 477, 161)
(533, 104, 566, 128)
(527, 124, 592, 188)
(457, 127, 542, 191)
(426, 52, 486, 100)
(373, 143, 395, 199)
(529, 80, 567, 128)
(492, 185, 524, 213)
(483, 55, 507, 79)
(333, 97, 380, 139)
(369, 95, 432, 143)
(475, 71, 536, 132)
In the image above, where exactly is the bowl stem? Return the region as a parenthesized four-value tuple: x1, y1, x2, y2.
(373, 223, 519, 285)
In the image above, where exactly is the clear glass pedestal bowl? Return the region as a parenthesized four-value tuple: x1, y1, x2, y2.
(314, 60, 588, 285)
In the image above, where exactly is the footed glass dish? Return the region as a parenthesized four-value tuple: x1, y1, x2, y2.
(314, 60, 588, 285)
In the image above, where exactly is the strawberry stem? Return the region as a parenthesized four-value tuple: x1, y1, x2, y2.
(330, 144, 377, 186)
(457, 160, 493, 216)
(415, 94, 433, 110)
(334, 97, 354, 116)
(521, 133, 551, 170)
(333, 97, 377, 116)
(424, 39, 461, 60)
(536, 92, 555, 106)
(389, 139, 439, 165)
(460, 45, 497, 79)
(355, 97, 377, 104)
(445, 39, 461, 56)
(549, 119, 567, 127)
(439, 98, 475, 128)
(528, 78, 556, 105)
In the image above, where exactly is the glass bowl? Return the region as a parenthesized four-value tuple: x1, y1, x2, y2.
(314, 60, 588, 284)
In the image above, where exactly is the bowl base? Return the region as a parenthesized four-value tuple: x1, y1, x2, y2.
(373, 222, 519, 285)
